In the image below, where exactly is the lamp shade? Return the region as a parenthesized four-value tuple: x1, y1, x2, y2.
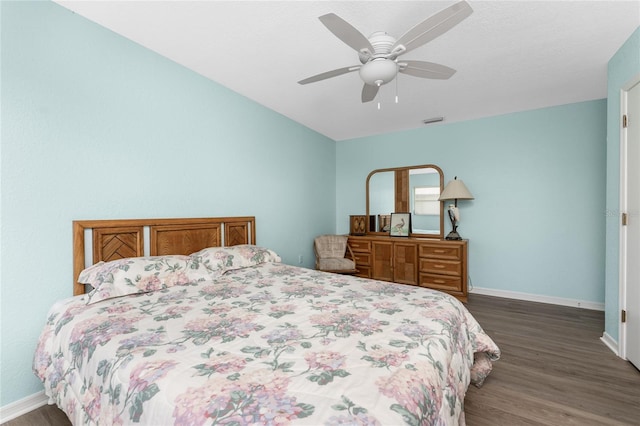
(439, 177, 474, 201)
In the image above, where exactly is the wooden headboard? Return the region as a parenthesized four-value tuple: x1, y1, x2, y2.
(72, 216, 256, 295)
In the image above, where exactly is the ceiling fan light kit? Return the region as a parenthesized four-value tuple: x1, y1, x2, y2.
(298, 1, 473, 104)
(359, 59, 397, 86)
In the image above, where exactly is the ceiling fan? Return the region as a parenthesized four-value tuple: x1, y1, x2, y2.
(298, 1, 473, 103)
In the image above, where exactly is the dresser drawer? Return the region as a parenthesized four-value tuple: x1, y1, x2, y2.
(419, 259, 461, 276)
(353, 253, 371, 266)
(419, 273, 463, 292)
(419, 244, 462, 261)
(356, 266, 371, 278)
(349, 239, 371, 252)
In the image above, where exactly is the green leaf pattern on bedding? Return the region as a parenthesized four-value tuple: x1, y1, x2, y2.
(34, 263, 500, 425)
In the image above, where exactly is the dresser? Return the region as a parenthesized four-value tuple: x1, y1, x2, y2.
(348, 236, 468, 302)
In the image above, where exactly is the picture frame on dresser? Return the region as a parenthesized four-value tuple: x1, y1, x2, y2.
(390, 213, 411, 237)
(378, 214, 391, 232)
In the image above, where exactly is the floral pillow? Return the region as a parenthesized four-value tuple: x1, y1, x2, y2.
(189, 245, 281, 274)
(80, 255, 212, 304)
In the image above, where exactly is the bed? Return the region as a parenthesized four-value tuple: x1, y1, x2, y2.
(34, 217, 500, 425)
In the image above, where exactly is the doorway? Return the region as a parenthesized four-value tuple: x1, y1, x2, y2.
(621, 76, 640, 369)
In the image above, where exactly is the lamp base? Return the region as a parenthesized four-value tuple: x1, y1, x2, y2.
(445, 231, 462, 240)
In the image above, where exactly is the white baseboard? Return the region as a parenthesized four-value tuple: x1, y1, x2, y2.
(470, 288, 623, 358)
(600, 331, 620, 357)
(0, 390, 49, 423)
(470, 286, 605, 311)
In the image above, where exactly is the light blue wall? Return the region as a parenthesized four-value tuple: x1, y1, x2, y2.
(1, 0, 633, 412)
(0, 1, 335, 406)
(605, 27, 640, 342)
(337, 100, 607, 303)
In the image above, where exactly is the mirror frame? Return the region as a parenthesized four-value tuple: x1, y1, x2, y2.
(366, 164, 444, 239)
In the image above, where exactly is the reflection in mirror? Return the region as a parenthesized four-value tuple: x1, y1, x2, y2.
(366, 164, 444, 238)
(368, 171, 394, 230)
(409, 168, 440, 234)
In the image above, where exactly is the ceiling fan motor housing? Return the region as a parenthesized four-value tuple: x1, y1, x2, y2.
(368, 31, 396, 55)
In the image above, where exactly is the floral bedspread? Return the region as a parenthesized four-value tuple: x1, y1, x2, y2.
(34, 263, 500, 425)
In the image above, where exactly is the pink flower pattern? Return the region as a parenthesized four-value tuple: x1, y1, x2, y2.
(305, 351, 346, 371)
(34, 262, 499, 425)
(80, 382, 102, 421)
(310, 309, 387, 337)
(129, 359, 177, 393)
(362, 347, 409, 368)
(173, 370, 312, 425)
(376, 362, 446, 425)
(200, 282, 249, 299)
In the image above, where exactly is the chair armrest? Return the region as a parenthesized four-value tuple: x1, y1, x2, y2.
(345, 242, 355, 262)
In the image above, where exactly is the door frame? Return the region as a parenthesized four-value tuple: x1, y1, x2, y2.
(619, 73, 640, 360)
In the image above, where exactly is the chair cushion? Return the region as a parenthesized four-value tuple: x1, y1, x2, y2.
(314, 235, 348, 258)
(317, 257, 356, 271)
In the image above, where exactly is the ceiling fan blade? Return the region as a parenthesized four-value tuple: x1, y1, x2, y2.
(298, 66, 360, 85)
(361, 84, 379, 103)
(393, 1, 472, 56)
(399, 60, 456, 79)
(319, 13, 374, 56)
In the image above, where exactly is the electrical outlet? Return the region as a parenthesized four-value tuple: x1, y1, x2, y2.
(298, 255, 303, 264)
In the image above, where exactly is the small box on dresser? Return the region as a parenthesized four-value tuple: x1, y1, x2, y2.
(349, 215, 375, 235)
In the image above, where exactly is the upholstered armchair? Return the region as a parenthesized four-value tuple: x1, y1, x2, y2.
(314, 235, 357, 274)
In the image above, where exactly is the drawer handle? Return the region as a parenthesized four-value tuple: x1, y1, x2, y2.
(433, 249, 446, 253)
(433, 264, 445, 269)
(434, 279, 446, 284)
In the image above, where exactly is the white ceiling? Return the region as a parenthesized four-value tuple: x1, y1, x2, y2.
(54, 1, 639, 141)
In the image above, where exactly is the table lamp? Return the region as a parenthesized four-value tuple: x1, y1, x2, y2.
(438, 176, 474, 240)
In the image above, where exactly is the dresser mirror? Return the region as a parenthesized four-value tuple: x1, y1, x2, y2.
(366, 164, 444, 238)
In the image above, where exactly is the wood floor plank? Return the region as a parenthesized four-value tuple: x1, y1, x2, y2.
(4, 294, 639, 425)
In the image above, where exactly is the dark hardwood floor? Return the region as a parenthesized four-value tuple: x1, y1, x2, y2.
(4, 294, 639, 425)
(464, 294, 640, 425)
